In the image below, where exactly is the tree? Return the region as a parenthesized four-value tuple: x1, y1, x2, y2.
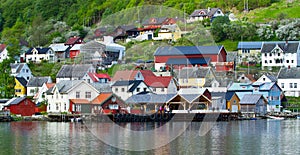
(211, 16, 230, 42)
(0, 59, 15, 98)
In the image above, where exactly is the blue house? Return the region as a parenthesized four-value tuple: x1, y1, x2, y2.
(227, 82, 282, 112)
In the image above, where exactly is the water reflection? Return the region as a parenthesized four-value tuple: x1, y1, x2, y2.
(0, 120, 299, 154)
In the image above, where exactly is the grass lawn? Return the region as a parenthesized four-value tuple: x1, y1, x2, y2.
(217, 40, 238, 51)
(236, 0, 300, 23)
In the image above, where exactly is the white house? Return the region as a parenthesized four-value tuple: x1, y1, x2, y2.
(49, 43, 70, 60)
(278, 67, 300, 97)
(0, 44, 9, 62)
(112, 80, 151, 101)
(25, 47, 55, 63)
(188, 8, 224, 23)
(261, 42, 300, 69)
(10, 63, 33, 81)
(26, 76, 52, 97)
(46, 80, 101, 113)
(256, 74, 277, 83)
(34, 82, 55, 104)
(56, 64, 95, 83)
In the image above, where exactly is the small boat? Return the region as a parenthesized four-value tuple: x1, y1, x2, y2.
(297, 116, 300, 119)
(267, 115, 285, 120)
(71, 117, 82, 122)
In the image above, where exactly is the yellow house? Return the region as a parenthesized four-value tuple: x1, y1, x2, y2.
(177, 67, 215, 88)
(14, 77, 27, 97)
(157, 24, 181, 41)
(225, 92, 240, 112)
(237, 42, 262, 59)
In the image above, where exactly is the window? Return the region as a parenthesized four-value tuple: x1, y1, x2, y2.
(121, 88, 125, 92)
(278, 53, 280, 56)
(85, 92, 91, 98)
(136, 88, 140, 92)
(76, 92, 80, 98)
(263, 78, 266, 81)
(64, 103, 67, 110)
(26, 69, 29, 73)
(265, 53, 267, 57)
(269, 53, 272, 56)
(294, 83, 297, 88)
(290, 83, 293, 88)
(87, 79, 90, 83)
(269, 60, 272, 63)
(281, 83, 284, 88)
(30, 89, 35, 94)
(265, 60, 267, 63)
(286, 60, 289, 63)
(161, 88, 165, 92)
(153, 88, 156, 92)
(292, 60, 294, 63)
(143, 88, 147, 92)
(115, 88, 118, 92)
(48, 104, 51, 110)
(15, 89, 21, 93)
(56, 104, 59, 110)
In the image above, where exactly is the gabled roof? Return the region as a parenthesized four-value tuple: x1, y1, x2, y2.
(142, 17, 168, 25)
(177, 67, 212, 79)
(49, 43, 69, 52)
(70, 99, 90, 104)
(111, 70, 137, 81)
(165, 57, 210, 65)
(227, 83, 253, 91)
(225, 91, 236, 100)
(54, 80, 82, 93)
(144, 76, 172, 88)
(259, 82, 278, 91)
(154, 46, 224, 56)
(26, 47, 52, 55)
(5, 97, 27, 106)
(0, 44, 6, 52)
(27, 77, 51, 87)
(237, 41, 262, 49)
(190, 8, 222, 17)
(91, 93, 113, 104)
(112, 80, 145, 92)
(278, 68, 300, 79)
(90, 83, 112, 93)
(261, 42, 299, 53)
(70, 44, 82, 50)
(240, 94, 265, 105)
(88, 72, 99, 82)
(96, 73, 111, 80)
(56, 64, 94, 78)
(65, 36, 82, 45)
(15, 77, 28, 87)
(126, 93, 176, 104)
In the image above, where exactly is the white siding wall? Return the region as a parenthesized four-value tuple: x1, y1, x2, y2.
(278, 78, 300, 97)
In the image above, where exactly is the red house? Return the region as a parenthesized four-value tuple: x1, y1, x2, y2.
(154, 45, 227, 71)
(5, 97, 36, 116)
(91, 93, 126, 114)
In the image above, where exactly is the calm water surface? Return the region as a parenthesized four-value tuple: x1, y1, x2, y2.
(0, 120, 299, 155)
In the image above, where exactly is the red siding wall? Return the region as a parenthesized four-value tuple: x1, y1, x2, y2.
(7, 99, 36, 116)
(70, 50, 80, 59)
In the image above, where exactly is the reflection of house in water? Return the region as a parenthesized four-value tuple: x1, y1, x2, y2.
(80, 36, 125, 68)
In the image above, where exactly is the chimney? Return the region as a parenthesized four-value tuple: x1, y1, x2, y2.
(208, 7, 211, 12)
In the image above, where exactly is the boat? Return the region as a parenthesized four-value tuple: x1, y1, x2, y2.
(297, 116, 300, 119)
(266, 115, 285, 120)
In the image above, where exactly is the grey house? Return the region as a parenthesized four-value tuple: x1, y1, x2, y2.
(56, 64, 96, 83)
(240, 94, 267, 117)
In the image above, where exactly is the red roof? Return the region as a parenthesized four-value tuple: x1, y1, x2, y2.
(88, 73, 99, 82)
(144, 76, 172, 88)
(70, 99, 90, 104)
(65, 36, 82, 45)
(0, 44, 6, 52)
(91, 93, 112, 104)
(95, 73, 111, 80)
(111, 70, 138, 81)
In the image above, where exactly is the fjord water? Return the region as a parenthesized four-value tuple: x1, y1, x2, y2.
(0, 120, 299, 154)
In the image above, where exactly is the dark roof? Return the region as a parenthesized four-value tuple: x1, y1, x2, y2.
(261, 42, 299, 53)
(265, 74, 277, 82)
(166, 58, 210, 65)
(6, 97, 27, 105)
(119, 25, 137, 31)
(154, 46, 223, 56)
(16, 77, 28, 87)
(240, 94, 264, 105)
(225, 91, 236, 101)
(26, 47, 51, 55)
(56, 64, 94, 78)
(142, 17, 168, 25)
(126, 93, 176, 104)
(27, 77, 50, 87)
(112, 80, 144, 92)
(278, 68, 300, 79)
(55, 80, 82, 93)
(65, 36, 81, 45)
(237, 42, 262, 49)
(177, 67, 211, 79)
